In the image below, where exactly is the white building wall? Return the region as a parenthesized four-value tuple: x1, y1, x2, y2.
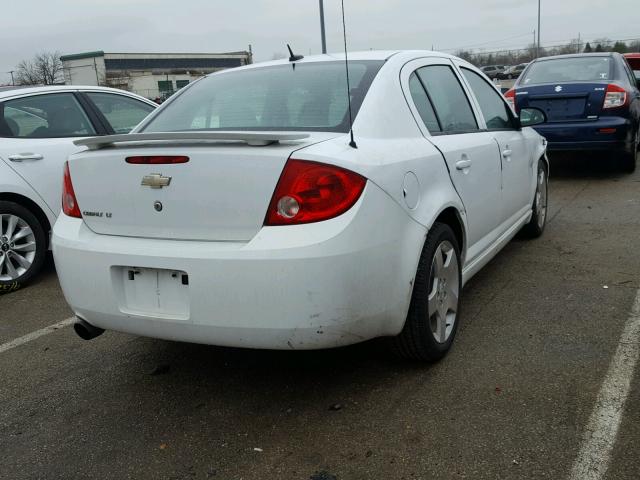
(62, 57, 106, 86)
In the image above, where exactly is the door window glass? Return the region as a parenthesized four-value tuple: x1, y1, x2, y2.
(1, 93, 95, 138)
(87, 92, 155, 133)
(461, 68, 516, 130)
(416, 66, 478, 133)
(408, 72, 441, 133)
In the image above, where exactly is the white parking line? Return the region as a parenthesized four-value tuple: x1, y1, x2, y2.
(569, 288, 640, 480)
(0, 317, 75, 355)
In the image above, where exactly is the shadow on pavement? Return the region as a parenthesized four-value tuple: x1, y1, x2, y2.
(548, 151, 632, 179)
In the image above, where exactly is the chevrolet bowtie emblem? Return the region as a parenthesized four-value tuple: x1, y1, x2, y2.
(141, 173, 171, 189)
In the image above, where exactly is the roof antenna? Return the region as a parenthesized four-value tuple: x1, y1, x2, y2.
(341, 0, 357, 149)
(287, 44, 304, 62)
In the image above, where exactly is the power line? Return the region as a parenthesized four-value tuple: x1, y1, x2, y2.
(440, 33, 533, 52)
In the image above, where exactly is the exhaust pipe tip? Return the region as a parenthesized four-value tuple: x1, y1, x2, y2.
(73, 318, 105, 341)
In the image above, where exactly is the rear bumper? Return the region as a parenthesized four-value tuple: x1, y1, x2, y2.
(52, 183, 426, 350)
(534, 116, 634, 153)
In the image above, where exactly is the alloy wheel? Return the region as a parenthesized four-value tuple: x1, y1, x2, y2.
(0, 214, 37, 281)
(428, 240, 459, 343)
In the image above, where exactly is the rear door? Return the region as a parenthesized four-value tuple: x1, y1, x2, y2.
(0, 92, 99, 215)
(402, 59, 503, 260)
(458, 65, 532, 220)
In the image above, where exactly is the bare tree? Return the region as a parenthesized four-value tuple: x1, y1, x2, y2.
(15, 51, 63, 86)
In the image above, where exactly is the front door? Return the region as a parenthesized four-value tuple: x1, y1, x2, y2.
(457, 65, 532, 222)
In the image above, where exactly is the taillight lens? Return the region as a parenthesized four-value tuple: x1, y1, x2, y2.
(62, 161, 82, 218)
(504, 88, 516, 111)
(126, 156, 189, 164)
(265, 159, 366, 226)
(603, 84, 627, 109)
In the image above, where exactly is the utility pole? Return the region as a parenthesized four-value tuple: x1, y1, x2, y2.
(537, 0, 541, 58)
(577, 32, 581, 53)
(319, 0, 327, 54)
(8, 70, 15, 86)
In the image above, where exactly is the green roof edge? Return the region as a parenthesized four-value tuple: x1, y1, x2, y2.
(60, 51, 105, 61)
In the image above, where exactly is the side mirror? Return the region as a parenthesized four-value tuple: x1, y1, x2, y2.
(519, 107, 546, 127)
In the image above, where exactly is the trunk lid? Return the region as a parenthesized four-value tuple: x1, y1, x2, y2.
(515, 83, 607, 122)
(68, 133, 339, 241)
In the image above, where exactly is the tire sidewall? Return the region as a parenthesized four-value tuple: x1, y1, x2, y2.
(0, 201, 46, 293)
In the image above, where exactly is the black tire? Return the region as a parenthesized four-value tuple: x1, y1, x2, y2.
(0, 201, 46, 294)
(521, 161, 549, 238)
(620, 130, 638, 173)
(390, 223, 462, 362)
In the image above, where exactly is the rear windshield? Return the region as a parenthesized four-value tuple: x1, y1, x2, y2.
(142, 61, 383, 133)
(521, 56, 613, 85)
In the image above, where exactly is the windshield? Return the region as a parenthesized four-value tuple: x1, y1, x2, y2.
(143, 61, 384, 133)
(521, 56, 612, 85)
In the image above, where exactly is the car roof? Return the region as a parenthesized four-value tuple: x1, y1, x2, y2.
(532, 52, 614, 63)
(208, 50, 463, 75)
(0, 85, 155, 103)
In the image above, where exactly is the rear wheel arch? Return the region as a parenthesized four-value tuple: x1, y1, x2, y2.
(432, 207, 466, 264)
(0, 193, 52, 247)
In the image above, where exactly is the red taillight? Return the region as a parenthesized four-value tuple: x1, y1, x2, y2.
(504, 88, 516, 112)
(603, 84, 627, 109)
(126, 156, 189, 164)
(265, 159, 366, 226)
(62, 161, 81, 218)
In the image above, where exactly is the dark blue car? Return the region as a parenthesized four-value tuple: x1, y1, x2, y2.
(505, 53, 640, 171)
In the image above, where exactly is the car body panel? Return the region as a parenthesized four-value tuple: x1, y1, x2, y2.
(69, 133, 340, 241)
(0, 160, 56, 226)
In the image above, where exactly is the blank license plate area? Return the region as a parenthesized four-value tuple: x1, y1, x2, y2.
(114, 267, 190, 320)
(530, 97, 586, 120)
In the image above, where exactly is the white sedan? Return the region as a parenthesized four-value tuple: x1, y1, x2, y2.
(0, 86, 156, 290)
(53, 51, 548, 361)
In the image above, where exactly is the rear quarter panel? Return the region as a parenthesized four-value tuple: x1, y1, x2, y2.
(0, 159, 55, 223)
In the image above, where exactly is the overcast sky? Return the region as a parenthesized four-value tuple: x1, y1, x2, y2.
(1, 0, 638, 84)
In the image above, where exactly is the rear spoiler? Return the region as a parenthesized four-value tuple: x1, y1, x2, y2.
(74, 132, 311, 150)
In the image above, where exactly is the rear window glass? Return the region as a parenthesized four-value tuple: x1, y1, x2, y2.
(143, 61, 383, 133)
(521, 57, 613, 85)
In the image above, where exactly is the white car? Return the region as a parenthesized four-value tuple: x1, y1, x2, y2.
(0, 86, 156, 290)
(53, 51, 548, 361)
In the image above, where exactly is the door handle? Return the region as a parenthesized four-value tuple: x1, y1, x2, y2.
(455, 159, 472, 170)
(8, 153, 44, 162)
(502, 149, 513, 159)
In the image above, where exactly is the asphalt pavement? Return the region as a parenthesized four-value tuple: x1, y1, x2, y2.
(1, 154, 639, 480)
